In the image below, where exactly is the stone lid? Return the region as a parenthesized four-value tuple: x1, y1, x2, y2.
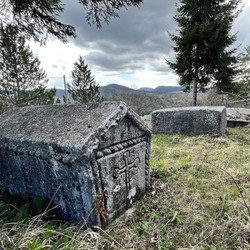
(0, 102, 150, 151)
(227, 108, 250, 122)
(152, 106, 226, 114)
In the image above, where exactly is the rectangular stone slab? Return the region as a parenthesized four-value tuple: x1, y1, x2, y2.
(152, 106, 227, 136)
(0, 102, 151, 227)
(226, 108, 250, 127)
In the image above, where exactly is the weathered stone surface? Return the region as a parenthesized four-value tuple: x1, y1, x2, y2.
(0, 102, 151, 227)
(227, 108, 250, 127)
(151, 106, 227, 136)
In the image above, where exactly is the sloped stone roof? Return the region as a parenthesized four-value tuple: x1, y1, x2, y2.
(0, 102, 150, 152)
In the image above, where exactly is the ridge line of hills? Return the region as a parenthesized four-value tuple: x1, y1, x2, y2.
(55, 83, 184, 99)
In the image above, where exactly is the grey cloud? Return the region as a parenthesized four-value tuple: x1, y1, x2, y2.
(60, 0, 177, 74)
(85, 50, 153, 72)
(51, 64, 58, 69)
(233, 7, 250, 51)
(59, 0, 249, 77)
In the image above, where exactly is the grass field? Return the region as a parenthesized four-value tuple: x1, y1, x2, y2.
(1, 126, 250, 250)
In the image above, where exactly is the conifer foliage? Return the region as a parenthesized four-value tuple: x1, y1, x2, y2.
(0, 25, 55, 108)
(235, 46, 250, 96)
(0, 0, 143, 43)
(68, 57, 102, 103)
(168, 0, 241, 105)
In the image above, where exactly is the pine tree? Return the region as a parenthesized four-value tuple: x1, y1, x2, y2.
(0, 24, 56, 108)
(0, 0, 143, 43)
(168, 0, 241, 106)
(68, 57, 102, 103)
(235, 47, 250, 96)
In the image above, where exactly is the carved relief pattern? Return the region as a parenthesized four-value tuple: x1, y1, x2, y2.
(145, 137, 150, 188)
(113, 150, 140, 202)
(96, 136, 147, 159)
(96, 135, 150, 184)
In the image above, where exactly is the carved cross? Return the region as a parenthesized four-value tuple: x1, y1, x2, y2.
(113, 150, 140, 192)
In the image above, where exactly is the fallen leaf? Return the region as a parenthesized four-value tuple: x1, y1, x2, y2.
(101, 210, 109, 221)
(150, 233, 159, 245)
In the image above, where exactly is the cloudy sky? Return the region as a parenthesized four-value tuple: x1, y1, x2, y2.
(29, 0, 250, 90)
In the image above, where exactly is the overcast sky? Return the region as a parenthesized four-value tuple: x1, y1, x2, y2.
(29, 0, 250, 90)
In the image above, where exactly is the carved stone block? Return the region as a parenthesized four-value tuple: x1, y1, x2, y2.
(0, 102, 151, 227)
(152, 106, 227, 136)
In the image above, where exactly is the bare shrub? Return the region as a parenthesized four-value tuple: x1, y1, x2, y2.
(197, 89, 223, 106)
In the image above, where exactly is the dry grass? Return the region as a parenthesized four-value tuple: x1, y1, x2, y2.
(1, 127, 250, 249)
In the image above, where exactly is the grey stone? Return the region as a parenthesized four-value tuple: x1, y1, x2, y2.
(151, 106, 227, 136)
(226, 108, 250, 127)
(0, 102, 151, 227)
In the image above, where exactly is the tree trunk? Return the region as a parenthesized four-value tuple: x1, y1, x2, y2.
(193, 68, 198, 106)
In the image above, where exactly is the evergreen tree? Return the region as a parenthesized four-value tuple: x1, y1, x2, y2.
(56, 98, 61, 104)
(168, 0, 241, 106)
(0, 0, 143, 43)
(68, 56, 102, 103)
(0, 24, 56, 107)
(235, 46, 250, 96)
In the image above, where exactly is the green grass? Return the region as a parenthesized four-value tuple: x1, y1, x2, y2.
(1, 127, 250, 249)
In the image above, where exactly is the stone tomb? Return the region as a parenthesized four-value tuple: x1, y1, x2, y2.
(152, 106, 227, 136)
(0, 102, 151, 227)
(226, 108, 250, 127)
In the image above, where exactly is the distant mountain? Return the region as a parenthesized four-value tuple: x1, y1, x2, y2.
(138, 85, 184, 94)
(55, 89, 69, 98)
(99, 83, 137, 98)
(54, 84, 184, 100)
(138, 87, 154, 92)
(54, 84, 136, 100)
